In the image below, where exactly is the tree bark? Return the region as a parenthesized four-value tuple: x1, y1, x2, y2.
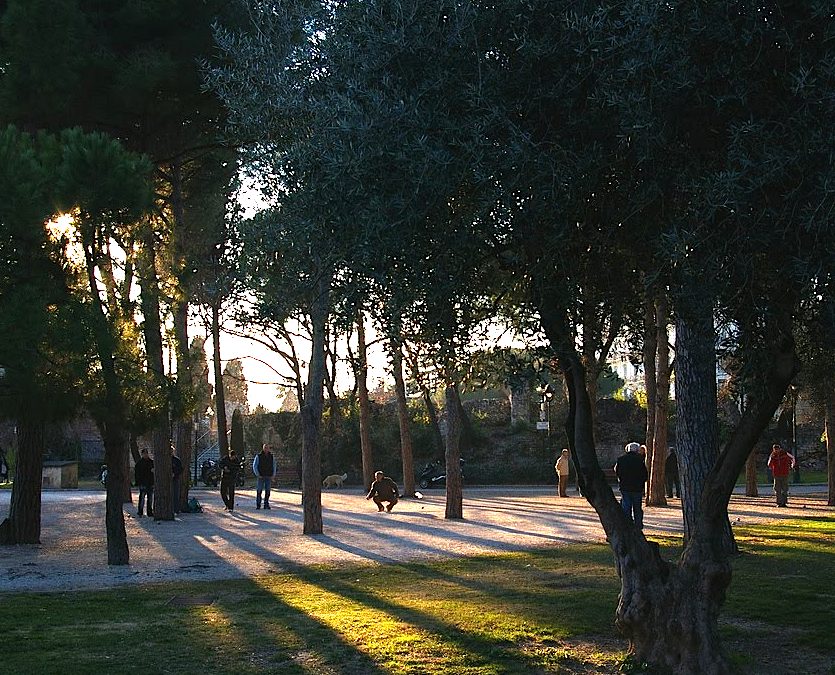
(324, 337, 341, 432)
(173, 300, 193, 507)
(444, 383, 463, 519)
(101, 413, 130, 565)
(538, 295, 732, 673)
(212, 302, 229, 456)
(356, 312, 374, 490)
(675, 296, 731, 549)
(745, 451, 759, 497)
(391, 340, 415, 497)
(647, 295, 669, 506)
(0, 418, 43, 544)
(139, 224, 174, 520)
(301, 273, 329, 534)
(82, 230, 130, 564)
(642, 295, 657, 468)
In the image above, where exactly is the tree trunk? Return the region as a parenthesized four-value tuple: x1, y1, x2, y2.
(444, 383, 464, 519)
(356, 313, 374, 490)
(391, 341, 415, 497)
(82, 231, 130, 564)
(139, 225, 174, 520)
(745, 451, 759, 497)
(0, 418, 43, 544)
(643, 294, 657, 483)
(648, 295, 669, 506)
(101, 414, 130, 565)
(173, 300, 193, 506)
(212, 302, 229, 456)
(324, 338, 341, 432)
(675, 296, 735, 554)
(301, 273, 329, 534)
(826, 396, 835, 507)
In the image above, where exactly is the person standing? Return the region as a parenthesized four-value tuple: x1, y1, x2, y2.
(366, 471, 399, 512)
(767, 443, 795, 507)
(614, 442, 649, 529)
(219, 450, 240, 511)
(134, 449, 154, 517)
(171, 447, 184, 514)
(665, 447, 681, 499)
(253, 443, 276, 509)
(555, 449, 571, 498)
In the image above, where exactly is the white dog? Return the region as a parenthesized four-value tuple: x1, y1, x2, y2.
(322, 473, 348, 488)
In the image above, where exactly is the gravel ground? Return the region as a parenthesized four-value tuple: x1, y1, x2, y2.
(0, 484, 831, 593)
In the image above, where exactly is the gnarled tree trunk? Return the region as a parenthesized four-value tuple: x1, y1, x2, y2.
(0, 418, 44, 544)
(535, 285, 800, 673)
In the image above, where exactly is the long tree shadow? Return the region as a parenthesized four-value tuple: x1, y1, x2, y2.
(180, 576, 392, 674)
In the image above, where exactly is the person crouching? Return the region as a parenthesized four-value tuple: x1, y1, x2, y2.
(366, 471, 399, 512)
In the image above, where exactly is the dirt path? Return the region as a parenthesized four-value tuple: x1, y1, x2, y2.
(1, 486, 830, 593)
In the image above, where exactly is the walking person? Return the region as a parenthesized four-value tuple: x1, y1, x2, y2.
(767, 443, 795, 507)
(614, 442, 649, 529)
(253, 443, 277, 509)
(134, 449, 154, 517)
(555, 449, 571, 498)
(219, 450, 240, 511)
(366, 471, 399, 512)
(665, 447, 681, 499)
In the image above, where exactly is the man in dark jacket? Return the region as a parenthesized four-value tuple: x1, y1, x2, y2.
(253, 444, 276, 509)
(134, 449, 154, 517)
(219, 450, 240, 511)
(665, 447, 681, 499)
(366, 471, 399, 512)
(614, 442, 649, 529)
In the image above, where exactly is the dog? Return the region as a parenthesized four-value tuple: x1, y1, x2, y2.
(322, 473, 348, 489)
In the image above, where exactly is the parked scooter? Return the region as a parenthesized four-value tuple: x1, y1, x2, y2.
(417, 458, 464, 489)
(201, 455, 247, 488)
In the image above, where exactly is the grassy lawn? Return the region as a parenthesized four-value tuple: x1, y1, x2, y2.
(1, 518, 833, 674)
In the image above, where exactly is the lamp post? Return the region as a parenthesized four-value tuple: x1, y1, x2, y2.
(193, 411, 199, 486)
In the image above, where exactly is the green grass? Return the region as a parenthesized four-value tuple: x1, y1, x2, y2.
(1, 518, 833, 674)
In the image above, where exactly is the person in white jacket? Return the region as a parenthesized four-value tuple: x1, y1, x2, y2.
(252, 444, 277, 509)
(555, 449, 571, 497)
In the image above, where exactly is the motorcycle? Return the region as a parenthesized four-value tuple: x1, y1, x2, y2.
(417, 458, 465, 489)
(201, 456, 247, 488)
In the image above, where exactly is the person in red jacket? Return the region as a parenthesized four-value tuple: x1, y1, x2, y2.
(767, 443, 796, 507)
